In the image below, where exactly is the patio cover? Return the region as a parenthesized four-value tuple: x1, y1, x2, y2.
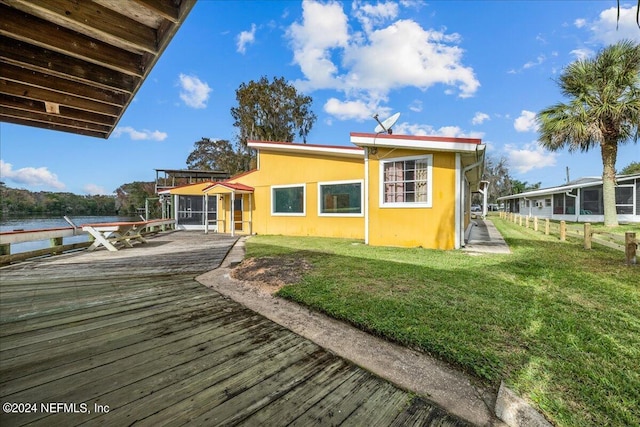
(203, 182, 254, 236)
(1, 0, 196, 138)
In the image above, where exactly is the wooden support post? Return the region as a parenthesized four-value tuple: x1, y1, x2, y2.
(525, 216, 530, 228)
(583, 223, 592, 250)
(50, 237, 63, 255)
(545, 219, 550, 235)
(519, 215, 523, 226)
(0, 243, 10, 256)
(534, 217, 539, 232)
(560, 221, 566, 242)
(626, 232, 637, 265)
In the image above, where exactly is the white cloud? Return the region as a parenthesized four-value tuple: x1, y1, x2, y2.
(504, 142, 558, 173)
(287, 0, 479, 117)
(409, 99, 423, 112)
(237, 24, 257, 54)
(393, 122, 484, 139)
(323, 98, 384, 121)
(514, 110, 538, 132)
(178, 74, 211, 109)
(0, 159, 65, 190)
(342, 20, 477, 96)
(570, 48, 594, 60)
(472, 112, 490, 125)
(287, 0, 349, 90)
(574, 18, 587, 28)
(522, 54, 546, 70)
(113, 126, 168, 141)
(353, 0, 399, 34)
(587, 5, 640, 44)
(83, 184, 110, 195)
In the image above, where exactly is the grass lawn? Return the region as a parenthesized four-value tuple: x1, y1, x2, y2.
(242, 219, 639, 427)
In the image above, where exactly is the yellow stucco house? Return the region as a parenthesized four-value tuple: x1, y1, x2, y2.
(165, 132, 485, 250)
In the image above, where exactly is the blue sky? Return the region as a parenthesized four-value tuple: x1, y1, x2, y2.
(1, 0, 639, 195)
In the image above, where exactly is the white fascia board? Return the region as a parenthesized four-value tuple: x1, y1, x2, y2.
(248, 142, 364, 159)
(497, 173, 640, 201)
(350, 135, 480, 153)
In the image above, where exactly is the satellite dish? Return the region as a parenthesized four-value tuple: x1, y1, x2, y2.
(373, 112, 400, 134)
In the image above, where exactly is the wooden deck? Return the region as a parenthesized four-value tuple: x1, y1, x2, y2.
(0, 231, 468, 426)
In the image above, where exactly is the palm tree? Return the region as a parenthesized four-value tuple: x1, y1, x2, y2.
(537, 40, 640, 227)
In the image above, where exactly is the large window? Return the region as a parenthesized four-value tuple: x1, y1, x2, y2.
(380, 155, 432, 207)
(272, 185, 305, 216)
(318, 181, 363, 216)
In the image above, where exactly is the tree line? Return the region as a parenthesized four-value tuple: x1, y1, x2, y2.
(0, 181, 160, 218)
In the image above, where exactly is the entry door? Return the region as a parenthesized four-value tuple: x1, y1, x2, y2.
(234, 198, 243, 231)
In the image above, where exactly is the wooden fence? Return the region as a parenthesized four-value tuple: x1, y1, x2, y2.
(498, 212, 637, 265)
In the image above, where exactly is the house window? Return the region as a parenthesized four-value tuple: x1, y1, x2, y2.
(272, 185, 305, 216)
(615, 185, 634, 215)
(380, 155, 432, 207)
(319, 181, 363, 216)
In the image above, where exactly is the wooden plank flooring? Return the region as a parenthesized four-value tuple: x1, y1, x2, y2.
(0, 232, 468, 426)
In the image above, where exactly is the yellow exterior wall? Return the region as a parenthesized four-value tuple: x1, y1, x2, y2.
(168, 182, 214, 196)
(233, 150, 365, 239)
(367, 148, 457, 250)
(169, 146, 464, 249)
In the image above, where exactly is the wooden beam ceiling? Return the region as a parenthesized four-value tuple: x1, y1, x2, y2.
(0, 0, 196, 138)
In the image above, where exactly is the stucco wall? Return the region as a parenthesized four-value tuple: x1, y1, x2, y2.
(367, 148, 457, 249)
(234, 150, 365, 239)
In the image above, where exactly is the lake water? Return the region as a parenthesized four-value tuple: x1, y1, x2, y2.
(0, 215, 138, 254)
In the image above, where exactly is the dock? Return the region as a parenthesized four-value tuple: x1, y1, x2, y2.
(0, 231, 468, 426)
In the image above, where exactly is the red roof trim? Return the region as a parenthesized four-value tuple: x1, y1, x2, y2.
(163, 180, 219, 192)
(349, 132, 482, 145)
(204, 182, 254, 192)
(247, 140, 364, 151)
(226, 169, 257, 181)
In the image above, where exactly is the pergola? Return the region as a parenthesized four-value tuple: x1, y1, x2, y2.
(0, 0, 196, 138)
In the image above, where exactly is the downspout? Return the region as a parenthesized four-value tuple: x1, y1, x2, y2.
(566, 190, 578, 221)
(455, 153, 461, 248)
(364, 147, 370, 244)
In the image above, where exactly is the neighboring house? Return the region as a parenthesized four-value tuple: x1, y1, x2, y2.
(165, 132, 486, 250)
(497, 173, 640, 223)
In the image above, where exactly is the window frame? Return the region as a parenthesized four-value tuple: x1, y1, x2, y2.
(271, 184, 306, 216)
(379, 154, 433, 208)
(615, 184, 634, 215)
(317, 180, 364, 217)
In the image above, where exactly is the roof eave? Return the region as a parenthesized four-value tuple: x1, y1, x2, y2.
(350, 133, 482, 153)
(248, 141, 364, 159)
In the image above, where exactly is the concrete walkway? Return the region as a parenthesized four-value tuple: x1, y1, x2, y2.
(463, 219, 511, 254)
(198, 239, 508, 427)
